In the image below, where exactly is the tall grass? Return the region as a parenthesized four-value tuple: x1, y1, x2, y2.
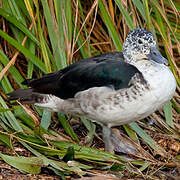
(0, 0, 179, 178)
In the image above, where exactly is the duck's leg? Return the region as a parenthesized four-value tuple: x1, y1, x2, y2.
(102, 125, 114, 153)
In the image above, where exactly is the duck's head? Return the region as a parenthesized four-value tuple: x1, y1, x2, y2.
(123, 29, 168, 65)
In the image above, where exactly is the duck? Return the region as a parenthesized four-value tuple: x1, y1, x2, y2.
(8, 29, 176, 153)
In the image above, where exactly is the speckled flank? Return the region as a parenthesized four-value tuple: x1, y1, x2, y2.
(61, 72, 150, 124)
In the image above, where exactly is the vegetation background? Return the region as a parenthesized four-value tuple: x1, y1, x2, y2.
(0, 0, 179, 179)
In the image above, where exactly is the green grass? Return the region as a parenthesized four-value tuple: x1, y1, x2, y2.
(0, 0, 179, 178)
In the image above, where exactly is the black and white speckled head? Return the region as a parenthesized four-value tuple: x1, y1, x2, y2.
(123, 29, 168, 65)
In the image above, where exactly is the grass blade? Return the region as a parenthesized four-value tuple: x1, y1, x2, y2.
(0, 153, 43, 174)
(58, 113, 80, 142)
(129, 122, 166, 155)
(40, 110, 51, 130)
(0, 96, 23, 132)
(0, 9, 40, 45)
(164, 102, 174, 128)
(41, 0, 67, 69)
(98, 0, 123, 50)
(114, 0, 135, 30)
(0, 30, 47, 73)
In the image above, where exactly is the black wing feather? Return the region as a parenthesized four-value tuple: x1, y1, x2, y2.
(8, 52, 141, 100)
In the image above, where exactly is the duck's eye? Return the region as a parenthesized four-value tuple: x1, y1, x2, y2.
(138, 39, 143, 44)
(149, 40, 153, 44)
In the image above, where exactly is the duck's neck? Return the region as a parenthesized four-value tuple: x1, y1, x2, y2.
(129, 59, 161, 73)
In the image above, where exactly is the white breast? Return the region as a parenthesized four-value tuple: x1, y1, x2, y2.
(125, 61, 176, 125)
(138, 61, 176, 108)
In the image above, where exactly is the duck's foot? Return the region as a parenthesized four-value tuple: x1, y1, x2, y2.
(110, 128, 139, 155)
(102, 126, 140, 155)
